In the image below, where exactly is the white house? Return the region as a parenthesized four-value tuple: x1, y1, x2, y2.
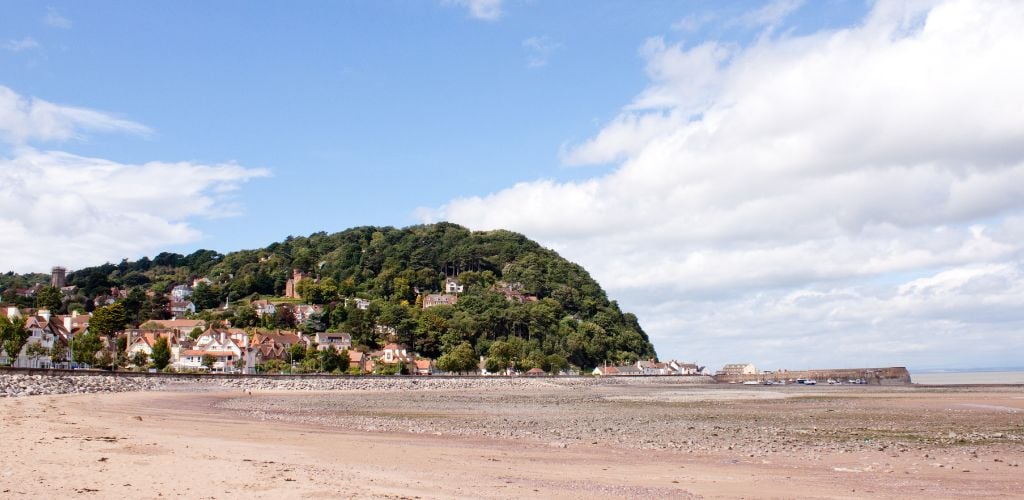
(444, 278, 464, 294)
(171, 284, 193, 301)
(177, 328, 248, 372)
(252, 300, 276, 317)
(3, 310, 70, 368)
(314, 331, 352, 352)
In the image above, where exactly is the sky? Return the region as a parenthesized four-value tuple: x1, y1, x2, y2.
(2, 0, 1023, 372)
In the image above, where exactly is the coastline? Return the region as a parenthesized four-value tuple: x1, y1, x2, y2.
(2, 381, 1022, 498)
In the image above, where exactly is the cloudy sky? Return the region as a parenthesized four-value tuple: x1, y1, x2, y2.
(3, 0, 1023, 371)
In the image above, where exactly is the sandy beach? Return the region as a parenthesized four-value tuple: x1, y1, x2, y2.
(2, 380, 1022, 498)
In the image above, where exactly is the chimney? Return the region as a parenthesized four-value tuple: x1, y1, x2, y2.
(219, 330, 226, 344)
(39, 309, 51, 321)
(64, 316, 72, 332)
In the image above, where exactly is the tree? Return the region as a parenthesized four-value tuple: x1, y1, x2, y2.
(188, 327, 204, 340)
(437, 342, 477, 374)
(91, 303, 127, 359)
(72, 331, 103, 367)
(192, 282, 220, 310)
(131, 350, 149, 368)
(24, 342, 50, 368)
(0, 316, 28, 366)
(35, 286, 63, 313)
(150, 336, 171, 370)
(201, 353, 217, 371)
(545, 354, 569, 374)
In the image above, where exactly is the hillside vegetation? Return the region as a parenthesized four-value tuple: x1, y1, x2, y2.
(2, 223, 656, 369)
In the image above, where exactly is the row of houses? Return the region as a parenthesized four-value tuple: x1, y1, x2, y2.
(592, 360, 704, 376)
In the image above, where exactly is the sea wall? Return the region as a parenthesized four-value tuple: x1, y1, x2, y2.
(713, 367, 911, 385)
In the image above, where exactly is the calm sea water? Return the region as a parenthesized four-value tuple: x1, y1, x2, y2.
(912, 371, 1024, 384)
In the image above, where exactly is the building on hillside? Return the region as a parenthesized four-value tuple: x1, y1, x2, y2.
(314, 331, 352, 352)
(444, 278, 464, 294)
(192, 277, 212, 288)
(493, 282, 538, 304)
(169, 301, 196, 319)
(252, 300, 276, 317)
(284, 269, 306, 299)
(720, 363, 757, 375)
(422, 294, 458, 308)
(292, 304, 322, 323)
(171, 284, 193, 301)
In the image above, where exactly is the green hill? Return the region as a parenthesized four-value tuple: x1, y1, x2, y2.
(2, 223, 656, 369)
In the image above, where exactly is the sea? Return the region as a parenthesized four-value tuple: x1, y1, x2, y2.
(912, 370, 1024, 385)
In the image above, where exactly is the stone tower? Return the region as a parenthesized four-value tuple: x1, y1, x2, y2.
(51, 266, 67, 288)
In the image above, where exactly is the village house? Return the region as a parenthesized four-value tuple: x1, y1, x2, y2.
(0, 309, 71, 368)
(637, 360, 670, 375)
(247, 331, 307, 369)
(143, 319, 206, 340)
(292, 304, 322, 323)
(444, 278, 464, 294)
(422, 293, 457, 308)
(348, 351, 371, 373)
(56, 311, 91, 337)
(493, 282, 538, 304)
(592, 365, 620, 376)
(169, 300, 196, 318)
(526, 367, 546, 377)
(170, 284, 193, 301)
(669, 360, 702, 375)
(314, 331, 352, 352)
(178, 328, 248, 372)
(414, 358, 437, 375)
(378, 343, 413, 365)
(124, 330, 180, 366)
(251, 300, 277, 317)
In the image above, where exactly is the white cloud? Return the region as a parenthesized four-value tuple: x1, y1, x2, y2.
(0, 85, 152, 144)
(2, 37, 41, 52)
(442, 0, 503, 22)
(0, 86, 268, 273)
(738, 0, 805, 28)
(43, 7, 72, 29)
(522, 36, 562, 69)
(422, 0, 1024, 370)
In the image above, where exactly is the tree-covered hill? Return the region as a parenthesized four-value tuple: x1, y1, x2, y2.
(1, 223, 656, 369)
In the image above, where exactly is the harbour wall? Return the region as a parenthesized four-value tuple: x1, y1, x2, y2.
(713, 366, 911, 385)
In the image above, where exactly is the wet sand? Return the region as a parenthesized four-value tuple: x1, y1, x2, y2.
(1, 382, 1022, 498)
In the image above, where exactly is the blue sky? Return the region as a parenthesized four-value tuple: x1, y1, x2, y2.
(0, 0, 866, 250)
(4, 0, 1024, 371)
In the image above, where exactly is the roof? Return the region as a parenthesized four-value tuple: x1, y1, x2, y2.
(146, 319, 205, 330)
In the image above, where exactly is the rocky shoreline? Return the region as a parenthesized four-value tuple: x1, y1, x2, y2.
(0, 373, 166, 397)
(0, 371, 714, 398)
